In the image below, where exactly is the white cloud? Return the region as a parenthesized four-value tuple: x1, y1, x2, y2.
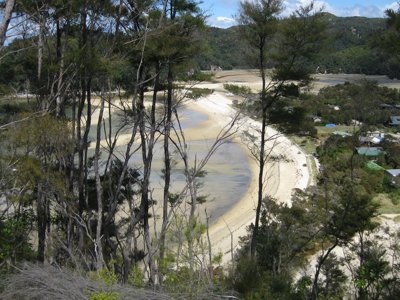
(216, 16, 236, 23)
(209, 16, 237, 28)
(282, 0, 400, 18)
(206, 1, 400, 28)
(384, 2, 400, 12)
(282, 0, 335, 16)
(339, 5, 383, 17)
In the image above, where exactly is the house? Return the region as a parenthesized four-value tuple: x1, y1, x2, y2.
(390, 116, 400, 126)
(351, 119, 362, 126)
(359, 136, 373, 146)
(366, 161, 384, 171)
(313, 116, 322, 123)
(359, 133, 384, 146)
(355, 147, 382, 156)
(380, 103, 394, 109)
(379, 104, 400, 110)
(327, 104, 340, 111)
(386, 169, 400, 177)
(333, 131, 352, 138)
(385, 169, 400, 185)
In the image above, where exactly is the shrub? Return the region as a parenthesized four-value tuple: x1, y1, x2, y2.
(223, 83, 251, 95)
(187, 88, 213, 99)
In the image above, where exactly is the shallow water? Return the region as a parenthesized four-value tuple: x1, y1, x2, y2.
(85, 105, 252, 224)
(178, 107, 209, 129)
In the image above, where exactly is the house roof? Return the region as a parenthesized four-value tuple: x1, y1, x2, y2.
(380, 104, 394, 108)
(380, 104, 400, 109)
(390, 116, 400, 125)
(386, 169, 400, 177)
(366, 161, 385, 171)
(359, 136, 373, 143)
(359, 136, 383, 144)
(356, 147, 382, 156)
(334, 131, 352, 137)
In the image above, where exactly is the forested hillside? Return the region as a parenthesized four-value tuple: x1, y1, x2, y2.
(199, 13, 389, 75)
(2, 0, 400, 299)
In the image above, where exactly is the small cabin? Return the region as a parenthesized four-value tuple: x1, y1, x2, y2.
(355, 147, 382, 157)
(390, 116, 400, 126)
(386, 169, 400, 185)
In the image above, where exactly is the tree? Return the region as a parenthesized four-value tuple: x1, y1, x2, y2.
(0, 0, 16, 48)
(237, 0, 327, 258)
(377, 3, 400, 79)
(237, 0, 283, 259)
(308, 178, 379, 299)
(317, 254, 347, 299)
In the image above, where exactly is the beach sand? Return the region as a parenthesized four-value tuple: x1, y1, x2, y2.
(87, 81, 312, 264)
(190, 91, 310, 263)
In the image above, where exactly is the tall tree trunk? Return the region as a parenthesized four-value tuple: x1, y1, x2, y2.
(37, 11, 46, 110)
(251, 41, 267, 258)
(159, 65, 172, 283)
(187, 164, 198, 274)
(56, 20, 66, 118)
(94, 95, 105, 270)
(0, 0, 15, 48)
(122, 221, 135, 284)
(77, 6, 90, 215)
(309, 240, 339, 300)
(37, 181, 47, 262)
(119, 65, 143, 285)
(115, 0, 124, 36)
(139, 70, 159, 284)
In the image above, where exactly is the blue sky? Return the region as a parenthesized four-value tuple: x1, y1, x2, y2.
(200, 0, 400, 28)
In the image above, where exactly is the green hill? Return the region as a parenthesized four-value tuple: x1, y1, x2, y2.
(196, 26, 257, 70)
(199, 13, 388, 74)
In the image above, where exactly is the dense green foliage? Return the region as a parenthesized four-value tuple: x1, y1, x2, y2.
(1, 1, 400, 299)
(197, 13, 395, 76)
(305, 80, 400, 125)
(223, 83, 251, 95)
(196, 26, 258, 70)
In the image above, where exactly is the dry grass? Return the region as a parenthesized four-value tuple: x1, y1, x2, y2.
(1, 263, 93, 300)
(287, 135, 319, 154)
(0, 263, 173, 300)
(0, 264, 237, 300)
(375, 193, 400, 214)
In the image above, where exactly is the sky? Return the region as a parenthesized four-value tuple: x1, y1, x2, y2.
(200, 0, 400, 28)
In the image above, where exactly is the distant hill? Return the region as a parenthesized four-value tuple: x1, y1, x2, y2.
(198, 13, 388, 75)
(196, 26, 257, 70)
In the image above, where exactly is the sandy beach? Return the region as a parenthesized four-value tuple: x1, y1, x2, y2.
(87, 79, 312, 264)
(189, 90, 310, 263)
(211, 69, 400, 93)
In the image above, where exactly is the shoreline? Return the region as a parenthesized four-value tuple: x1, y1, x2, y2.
(88, 90, 311, 263)
(189, 91, 310, 263)
(185, 98, 260, 260)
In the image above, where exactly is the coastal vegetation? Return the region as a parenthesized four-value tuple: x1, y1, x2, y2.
(198, 13, 390, 76)
(1, 0, 400, 299)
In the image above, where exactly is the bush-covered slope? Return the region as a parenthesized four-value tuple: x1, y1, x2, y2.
(199, 14, 387, 74)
